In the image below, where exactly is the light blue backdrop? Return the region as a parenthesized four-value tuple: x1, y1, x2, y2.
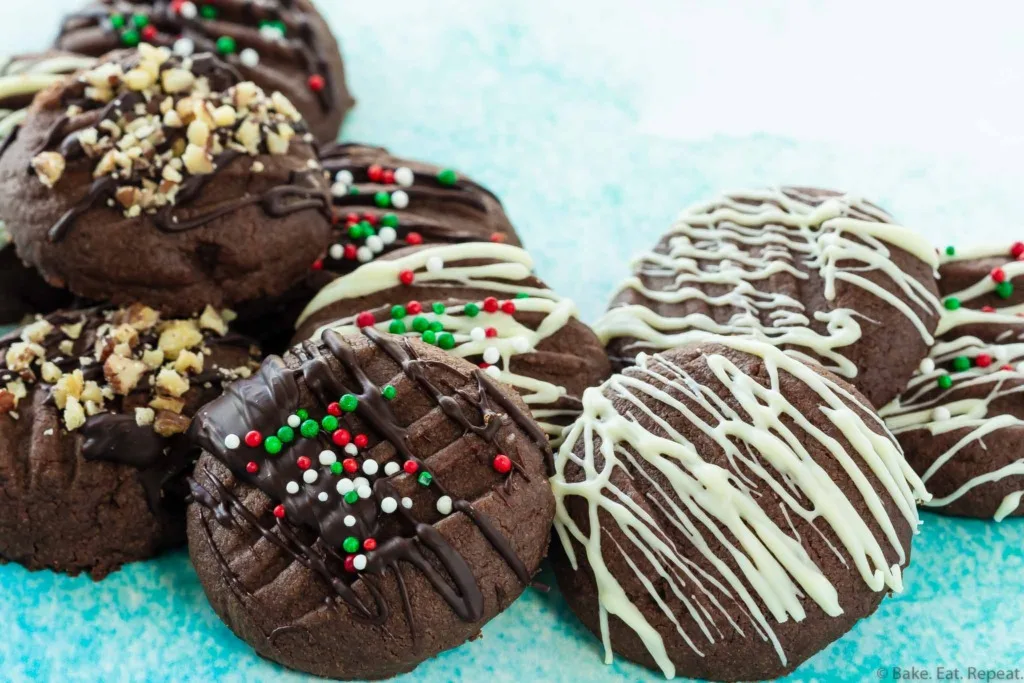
(1, 1, 1022, 681)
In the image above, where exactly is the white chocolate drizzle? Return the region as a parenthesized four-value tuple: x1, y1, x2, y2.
(0, 54, 96, 140)
(594, 188, 941, 380)
(551, 336, 928, 679)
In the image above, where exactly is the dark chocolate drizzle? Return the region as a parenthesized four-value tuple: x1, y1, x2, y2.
(188, 327, 550, 639)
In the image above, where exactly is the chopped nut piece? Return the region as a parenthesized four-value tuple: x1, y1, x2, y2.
(158, 320, 203, 359)
(23, 319, 54, 344)
(5, 342, 42, 372)
(104, 354, 148, 395)
(174, 350, 204, 375)
(153, 410, 191, 437)
(161, 67, 196, 94)
(182, 143, 214, 174)
(63, 396, 86, 431)
(156, 367, 190, 397)
(124, 67, 155, 91)
(135, 407, 155, 427)
(0, 390, 15, 414)
(40, 362, 62, 383)
(150, 395, 185, 414)
(80, 381, 103, 405)
(142, 349, 165, 369)
(32, 152, 65, 188)
(198, 305, 228, 336)
(60, 321, 84, 340)
(122, 303, 160, 331)
(212, 105, 237, 128)
(187, 119, 210, 147)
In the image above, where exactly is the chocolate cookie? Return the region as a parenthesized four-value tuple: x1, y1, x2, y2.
(0, 52, 97, 324)
(595, 187, 942, 407)
(551, 337, 928, 681)
(294, 243, 611, 441)
(0, 46, 333, 317)
(55, 0, 352, 142)
(934, 241, 1024, 342)
(186, 328, 554, 679)
(0, 303, 260, 578)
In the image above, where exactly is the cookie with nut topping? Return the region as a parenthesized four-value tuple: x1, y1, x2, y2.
(0, 45, 332, 318)
(0, 303, 260, 579)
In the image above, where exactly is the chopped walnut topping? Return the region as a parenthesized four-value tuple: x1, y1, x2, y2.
(156, 367, 190, 397)
(158, 319, 203, 359)
(40, 362, 62, 383)
(0, 390, 15, 414)
(60, 321, 84, 340)
(141, 349, 165, 369)
(23, 319, 54, 344)
(154, 410, 191, 437)
(174, 350, 204, 375)
(31, 152, 65, 187)
(104, 354, 148, 395)
(63, 396, 86, 431)
(150, 395, 185, 414)
(135, 407, 155, 427)
(199, 305, 228, 336)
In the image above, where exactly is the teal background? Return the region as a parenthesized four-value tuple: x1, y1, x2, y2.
(2, 1, 1024, 681)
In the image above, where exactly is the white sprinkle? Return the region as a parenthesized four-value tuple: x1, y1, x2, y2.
(260, 24, 285, 41)
(401, 497, 413, 509)
(919, 358, 935, 374)
(436, 495, 453, 515)
(179, 2, 198, 20)
(357, 246, 373, 263)
(329, 243, 344, 260)
(380, 497, 398, 514)
(336, 479, 354, 495)
(335, 170, 354, 185)
(391, 190, 409, 209)
(394, 167, 414, 187)
(485, 365, 502, 379)
(303, 469, 319, 484)
(239, 48, 260, 68)
(511, 336, 530, 353)
(286, 481, 300, 494)
(223, 434, 240, 450)
(931, 407, 951, 421)
(353, 477, 368, 489)
(483, 347, 501, 365)
(470, 327, 485, 342)
(287, 415, 301, 428)
(379, 227, 397, 244)
(318, 492, 329, 502)
(318, 450, 337, 466)
(344, 515, 356, 527)
(353, 554, 367, 571)
(173, 37, 195, 57)
(345, 443, 359, 456)
(357, 485, 372, 499)
(331, 182, 349, 198)
(363, 459, 379, 476)
(426, 256, 444, 273)
(384, 461, 400, 476)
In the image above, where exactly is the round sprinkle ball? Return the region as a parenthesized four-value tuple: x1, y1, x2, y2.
(402, 497, 414, 509)
(286, 481, 300, 495)
(436, 495, 453, 515)
(303, 470, 319, 484)
(224, 434, 240, 450)
(381, 497, 398, 514)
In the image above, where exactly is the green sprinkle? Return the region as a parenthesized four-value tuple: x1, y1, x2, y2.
(264, 436, 282, 455)
(343, 537, 360, 553)
(464, 303, 480, 317)
(382, 385, 397, 400)
(996, 281, 1014, 299)
(374, 191, 391, 208)
(349, 186, 359, 195)
(417, 471, 434, 486)
(438, 333, 456, 350)
(432, 302, 446, 315)
(340, 394, 359, 412)
(516, 292, 530, 299)
(362, 222, 376, 237)
(429, 321, 444, 333)
(944, 245, 955, 256)
(259, 19, 286, 35)
(109, 13, 125, 29)
(348, 223, 365, 240)
(437, 169, 457, 186)
(937, 374, 953, 390)
(380, 213, 399, 228)
(216, 35, 236, 54)
(952, 356, 972, 372)
(330, 462, 343, 475)
(421, 330, 437, 345)
(300, 419, 320, 439)
(121, 29, 140, 46)
(389, 320, 407, 334)
(943, 297, 961, 311)
(200, 5, 218, 19)
(131, 12, 148, 28)
(322, 415, 339, 432)
(412, 316, 430, 333)
(296, 409, 309, 420)
(391, 305, 407, 320)
(277, 425, 295, 443)
(344, 490, 359, 504)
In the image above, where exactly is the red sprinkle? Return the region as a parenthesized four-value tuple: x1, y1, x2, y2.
(332, 429, 351, 447)
(346, 212, 360, 224)
(382, 169, 395, 184)
(407, 300, 423, 315)
(490, 232, 506, 243)
(341, 244, 356, 260)
(992, 267, 1007, 283)
(399, 269, 415, 285)
(406, 232, 423, 245)
(493, 454, 512, 474)
(403, 460, 419, 474)
(483, 297, 499, 313)
(273, 505, 286, 519)
(479, 362, 490, 369)
(308, 74, 326, 92)
(363, 212, 377, 225)
(976, 353, 993, 368)
(246, 461, 259, 474)
(982, 305, 996, 313)
(344, 555, 357, 573)
(354, 433, 369, 448)
(1002, 364, 1015, 371)
(310, 258, 324, 271)
(141, 25, 158, 41)
(363, 538, 377, 551)
(367, 165, 384, 182)
(355, 311, 376, 328)
(296, 456, 312, 471)
(485, 327, 498, 338)
(343, 458, 359, 474)
(327, 401, 342, 416)
(244, 430, 262, 448)
(501, 301, 516, 314)
(1012, 242, 1024, 258)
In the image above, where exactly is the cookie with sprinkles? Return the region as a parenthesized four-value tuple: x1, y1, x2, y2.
(934, 241, 1024, 342)
(294, 243, 611, 441)
(595, 187, 942, 408)
(0, 303, 260, 578)
(552, 337, 928, 681)
(186, 328, 554, 679)
(313, 142, 521, 281)
(56, 0, 352, 142)
(0, 45, 333, 317)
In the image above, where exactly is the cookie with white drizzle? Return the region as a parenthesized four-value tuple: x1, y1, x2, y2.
(294, 243, 611, 442)
(551, 336, 928, 681)
(934, 240, 1024, 342)
(595, 187, 942, 408)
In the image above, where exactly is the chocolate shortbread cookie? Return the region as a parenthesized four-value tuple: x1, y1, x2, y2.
(294, 243, 610, 441)
(186, 329, 554, 679)
(0, 303, 260, 578)
(0, 46, 332, 317)
(56, 0, 352, 142)
(595, 187, 942, 407)
(551, 337, 928, 681)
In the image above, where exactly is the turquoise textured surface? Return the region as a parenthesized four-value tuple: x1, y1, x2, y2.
(2, 1, 1023, 681)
